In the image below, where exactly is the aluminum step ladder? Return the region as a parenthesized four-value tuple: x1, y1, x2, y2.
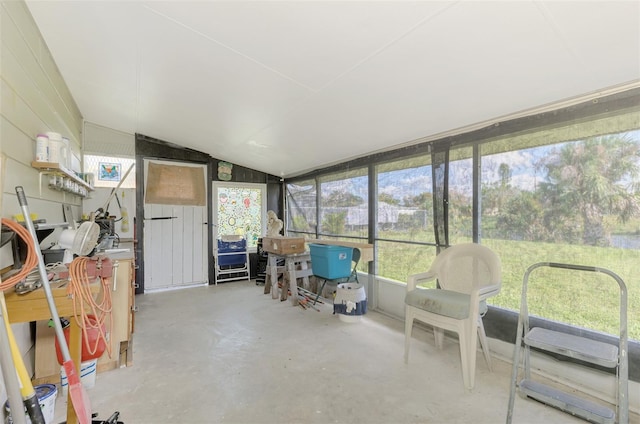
(506, 262, 628, 424)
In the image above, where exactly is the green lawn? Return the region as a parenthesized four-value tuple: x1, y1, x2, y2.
(375, 235, 639, 340)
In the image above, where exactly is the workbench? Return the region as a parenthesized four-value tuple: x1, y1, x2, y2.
(33, 256, 135, 379)
(4, 279, 100, 424)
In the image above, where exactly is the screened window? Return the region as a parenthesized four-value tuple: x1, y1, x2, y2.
(448, 147, 474, 244)
(375, 156, 435, 281)
(283, 88, 640, 342)
(481, 125, 640, 339)
(318, 168, 368, 240)
(286, 179, 317, 237)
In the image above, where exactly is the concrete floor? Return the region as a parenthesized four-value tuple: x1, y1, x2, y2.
(52, 280, 629, 423)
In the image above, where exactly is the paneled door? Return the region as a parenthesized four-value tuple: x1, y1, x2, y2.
(143, 159, 208, 291)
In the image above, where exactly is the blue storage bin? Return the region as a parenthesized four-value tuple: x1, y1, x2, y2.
(309, 244, 353, 279)
(217, 238, 247, 266)
(218, 253, 246, 266)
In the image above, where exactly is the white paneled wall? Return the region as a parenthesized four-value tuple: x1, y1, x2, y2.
(0, 0, 84, 406)
(1, 0, 84, 218)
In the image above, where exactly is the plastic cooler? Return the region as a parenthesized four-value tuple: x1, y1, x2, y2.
(309, 244, 352, 279)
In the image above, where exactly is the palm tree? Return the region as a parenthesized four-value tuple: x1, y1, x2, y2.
(540, 134, 640, 246)
(321, 211, 347, 235)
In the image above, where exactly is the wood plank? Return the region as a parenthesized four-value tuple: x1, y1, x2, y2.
(191, 206, 205, 283)
(160, 204, 173, 287)
(4, 280, 99, 321)
(1, 6, 82, 141)
(103, 259, 131, 364)
(173, 206, 185, 285)
(34, 321, 58, 380)
(1, 116, 39, 165)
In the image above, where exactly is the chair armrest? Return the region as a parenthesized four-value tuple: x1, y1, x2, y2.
(477, 283, 501, 301)
(407, 270, 436, 291)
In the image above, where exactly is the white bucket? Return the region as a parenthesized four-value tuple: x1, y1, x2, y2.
(334, 282, 367, 322)
(60, 359, 97, 396)
(35, 134, 49, 162)
(45, 132, 68, 166)
(4, 384, 57, 424)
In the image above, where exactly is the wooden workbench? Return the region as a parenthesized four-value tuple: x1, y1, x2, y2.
(4, 280, 100, 424)
(266, 251, 313, 305)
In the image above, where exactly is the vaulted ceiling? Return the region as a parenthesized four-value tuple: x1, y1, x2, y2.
(26, 1, 640, 178)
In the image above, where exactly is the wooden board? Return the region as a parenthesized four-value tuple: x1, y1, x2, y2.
(262, 237, 306, 255)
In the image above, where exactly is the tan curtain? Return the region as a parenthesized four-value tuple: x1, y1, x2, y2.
(145, 162, 206, 206)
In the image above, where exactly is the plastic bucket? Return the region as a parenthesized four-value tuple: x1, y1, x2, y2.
(60, 359, 97, 396)
(334, 282, 367, 322)
(54, 315, 106, 364)
(4, 384, 57, 424)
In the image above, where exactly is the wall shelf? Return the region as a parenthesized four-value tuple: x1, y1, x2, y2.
(31, 161, 94, 198)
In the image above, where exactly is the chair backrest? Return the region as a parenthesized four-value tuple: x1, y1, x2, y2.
(430, 243, 501, 295)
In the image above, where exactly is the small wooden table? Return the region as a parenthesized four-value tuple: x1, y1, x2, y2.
(4, 280, 100, 424)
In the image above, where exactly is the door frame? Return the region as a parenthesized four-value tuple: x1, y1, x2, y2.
(134, 134, 214, 294)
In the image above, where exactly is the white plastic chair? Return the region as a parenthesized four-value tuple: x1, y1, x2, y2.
(404, 243, 501, 390)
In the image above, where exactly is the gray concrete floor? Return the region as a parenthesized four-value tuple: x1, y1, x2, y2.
(53, 280, 630, 423)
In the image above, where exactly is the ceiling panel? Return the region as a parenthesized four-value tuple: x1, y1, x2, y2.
(25, 1, 640, 177)
(135, 5, 312, 151)
(144, 1, 449, 90)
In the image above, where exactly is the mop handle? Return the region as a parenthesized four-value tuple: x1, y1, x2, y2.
(15, 187, 72, 363)
(99, 163, 134, 213)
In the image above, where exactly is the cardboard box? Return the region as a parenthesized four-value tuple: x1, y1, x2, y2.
(262, 237, 306, 255)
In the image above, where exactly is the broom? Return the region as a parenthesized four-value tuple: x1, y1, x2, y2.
(15, 186, 91, 424)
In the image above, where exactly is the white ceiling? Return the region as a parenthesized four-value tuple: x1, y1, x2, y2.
(26, 1, 640, 178)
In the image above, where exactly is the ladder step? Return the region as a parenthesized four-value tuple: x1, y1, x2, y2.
(524, 327, 618, 367)
(519, 379, 615, 424)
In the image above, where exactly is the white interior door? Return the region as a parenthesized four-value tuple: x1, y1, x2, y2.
(143, 159, 208, 291)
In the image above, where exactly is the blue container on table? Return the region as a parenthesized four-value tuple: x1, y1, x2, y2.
(309, 244, 353, 279)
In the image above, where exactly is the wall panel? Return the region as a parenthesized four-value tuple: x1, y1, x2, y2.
(0, 1, 85, 405)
